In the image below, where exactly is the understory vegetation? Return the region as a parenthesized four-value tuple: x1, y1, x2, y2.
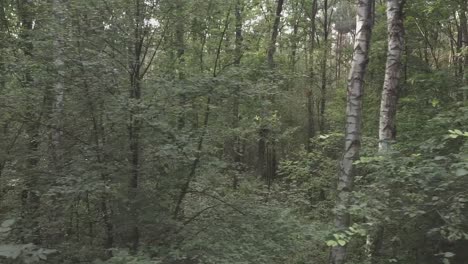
(0, 0, 467, 263)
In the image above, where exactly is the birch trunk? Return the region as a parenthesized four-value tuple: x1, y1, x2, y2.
(379, 0, 405, 151)
(369, 1, 405, 262)
(329, 1, 374, 263)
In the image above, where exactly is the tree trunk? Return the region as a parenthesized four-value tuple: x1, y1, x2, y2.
(306, 0, 318, 152)
(18, 0, 43, 245)
(174, 6, 231, 218)
(266, 0, 284, 67)
(175, 0, 187, 129)
(231, 0, 243, 189)
(460, 0, 468, 100)
(0, 0, 7, 92)
(75, 25, 114, 251)
(127, 0, 144, 253)
(259, 0, 283, 185)
(290, 0, 300, 71)
(51, 0, 65, 173)
(329, 0, 374, 263)
(378, 0, 405, 151)
(319, 0, 329, 133)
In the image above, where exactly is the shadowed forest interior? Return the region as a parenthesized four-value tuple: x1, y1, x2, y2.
(0, 0, 468, 263)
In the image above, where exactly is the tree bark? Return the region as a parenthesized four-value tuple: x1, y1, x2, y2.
(266, 0, 284, 67)
(0, 0, 7, 91)
(259, 0, 283, 186)
(329, 0, 374, 263)
(175, 0, 187, 129)
(378, 0, 405, 151)
(460, 0, 468, 100)
(319, 0, 329, 133)
(306, 0, 318, 152)
(231, 0, 243, 189)
(127, 0, 144, 253)
(290, 0, 300, 71)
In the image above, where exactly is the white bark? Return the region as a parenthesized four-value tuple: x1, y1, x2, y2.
(379, 0, 405, 151)
(329, 1, 374, 263)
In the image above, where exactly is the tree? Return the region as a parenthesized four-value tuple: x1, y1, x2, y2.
(319, 0, 330, 133)
(330, 0, 374, 263)
(366, 1, 406, 262)
(379, 0, 406, 151)
(267, 0, 285, 67)
(1, 0, 467, 263)
(306, 0, 318, 152)
(230, 0, 244, 189)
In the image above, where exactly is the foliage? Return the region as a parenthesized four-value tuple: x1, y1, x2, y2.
(0, 0, 467, 263)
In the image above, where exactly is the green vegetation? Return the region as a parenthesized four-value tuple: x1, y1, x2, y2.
(0, 0, 467, 263)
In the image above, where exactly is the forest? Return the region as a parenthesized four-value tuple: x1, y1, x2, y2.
(0, 0, 467, 263)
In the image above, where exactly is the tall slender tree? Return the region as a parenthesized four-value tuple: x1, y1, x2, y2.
(306, 0, 318, 152)
(330, 0, 374, 263)
(266, 0, 285, 68)
(51, 0, 66, 173)
(319, 0, 330, 133)
(460, 0, 468, 99)
(379, 0, 405, 151)
(18, 0, 43, 244)
(366, 1, 406, 261)
(231, 0, 244, 189)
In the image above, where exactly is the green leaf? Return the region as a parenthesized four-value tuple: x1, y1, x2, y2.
(1, 219, 15, 228)
(455, 168, 468, 177)
(326, 240, 338, 247)
(337, 240, 347, 246)
(0, 244, 22, 259)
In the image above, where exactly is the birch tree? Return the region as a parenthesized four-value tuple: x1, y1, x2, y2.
(330, 1, 374, 263)
(365, 1, 406, 262)
(379, 0, 405, 152)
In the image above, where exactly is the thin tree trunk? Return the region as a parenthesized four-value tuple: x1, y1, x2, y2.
(75, 25, 114, 251)
(231, 0, 243, 189)
(306, 0, 318, 152)
(0, 0, 7, 92)
(319, 0, 329, 133)
(51, 0, 65, 172)
(290, 20, 299, 71)
(18, 0, 43, 244)
(329, 1, 374, 263)
(174, 6, 231, 218)
(414, 20, 439, 69)
(175, 0, 187, 129)
(259, 0, 283, 186)
(290, 0, 300, 71)
(460, 1, 468, 100)
(127, 0, 144, 253)
(266, 0, 284, 67)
